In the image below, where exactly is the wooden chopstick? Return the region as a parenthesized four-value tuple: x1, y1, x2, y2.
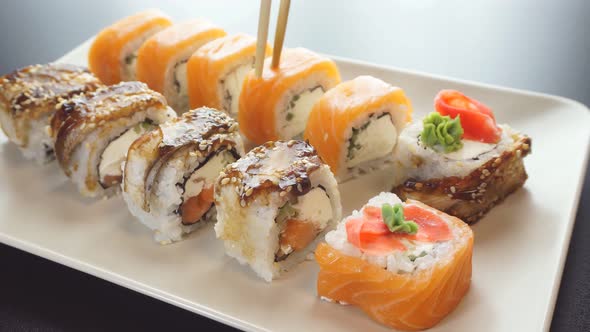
(271, 0, 291, 69)
(255, 0, 272, 77)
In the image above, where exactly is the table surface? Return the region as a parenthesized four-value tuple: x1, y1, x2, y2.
(0, 1, 588, 331)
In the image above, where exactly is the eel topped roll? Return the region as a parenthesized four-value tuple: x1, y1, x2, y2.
(392, 90, 532, 223)
(214, 140, 342, 282)
(0, 64, 102, 164)
(187, 34, 271, 116)
(316, 192, 473, 331)
(123, 107, 244, 244)
(136, 20, 227, 113)
(88, 9, 173, 84)
(51, 81, 175, 197)
(305, 76, 412, 182)
(239, 48, 341, 145)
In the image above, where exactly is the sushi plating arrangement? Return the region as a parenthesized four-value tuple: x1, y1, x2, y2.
(0, 4, 538, 332)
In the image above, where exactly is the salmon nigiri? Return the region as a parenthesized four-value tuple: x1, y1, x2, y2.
(239, 48, 341, 145)
(304, 75, 412, 182)
(316, 192, 473, 331)
(187, 34, 271, 117)
(88, 9, 173, 84)
(136, 20, 226, 113)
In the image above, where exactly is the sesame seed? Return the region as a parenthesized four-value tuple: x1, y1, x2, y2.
(231, 177, 237, 183)
(240, 199, 246, 207)
(415, 183, 423, 189)
(522, 143, 529, 151)
(246, 188, 254, 196)
(450, 186, 456, 193)
(297, 184, 303, 192)
(221, 178, 230, 185)
(280, 191, 287, 197)
(516, 149, 522, 158)
(286, 186, 292, 192)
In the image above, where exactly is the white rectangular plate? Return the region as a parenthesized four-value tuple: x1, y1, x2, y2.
(1, 39, 589, 332)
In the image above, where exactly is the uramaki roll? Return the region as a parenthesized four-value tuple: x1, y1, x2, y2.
(214, 140, 342, 282)
(392, 90, 531, 223)
(305, 76, 412, 182)
(123, 107, 244, 244)
(51, 81, 174, 197)
(136, 20, 226, 113)
(316, 192, 472, 331)
(187, 34, 271, 117)
(238, 48, 341, 145)
(0, 64, 101, 164)
(88, 9, 173, 84)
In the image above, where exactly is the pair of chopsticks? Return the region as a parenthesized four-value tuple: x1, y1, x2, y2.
(255, 0, 291, 77)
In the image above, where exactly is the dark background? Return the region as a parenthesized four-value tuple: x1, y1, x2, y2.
(0, 1, 588, 331)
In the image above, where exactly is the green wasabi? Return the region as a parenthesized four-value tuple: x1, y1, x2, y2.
(381, 203, 419, 234)
(420, 112, 463, 153)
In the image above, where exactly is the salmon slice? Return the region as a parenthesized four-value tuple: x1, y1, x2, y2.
(304, 76, 412, 176)
(187, 34, 271, 111)
(135, 20, 226, 94)
(279, 219, 318, 251)
(238, 48, 341, 144)
(181, 185, 215, 225)
(316, 200, 473, 331)
(88, 9, 173, 84)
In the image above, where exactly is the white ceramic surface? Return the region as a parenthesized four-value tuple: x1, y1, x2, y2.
(0, 40, 588, 332)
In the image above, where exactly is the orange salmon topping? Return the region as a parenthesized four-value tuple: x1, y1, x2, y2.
(304, 76, 412, 175)
(88, 9, 173, 84)
(345, 203, 452, 254)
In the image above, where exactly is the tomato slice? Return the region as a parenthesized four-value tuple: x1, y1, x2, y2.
(435, 89, 501, 143)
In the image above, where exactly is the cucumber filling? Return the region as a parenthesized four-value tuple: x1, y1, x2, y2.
(173, 59, 189, 96)
(221, 63, 253, 116)
(347, 114, 397, 168)
(281, 86, 324, 139)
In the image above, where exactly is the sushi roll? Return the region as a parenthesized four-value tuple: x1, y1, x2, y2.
(187, 34, 271, 117)
(122, 107, 244, 244)
(392, 90, 532, 223)
(239, 48, 341, 145)
(136, 20, 227, 113)
(51, 81, 175, 197)
(305, 76, 412, 182)
(214, 140, 342, 282)
(316, 192, 472, 331)
(0, 64, 102, 164)
(88, 9, 173, 84)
